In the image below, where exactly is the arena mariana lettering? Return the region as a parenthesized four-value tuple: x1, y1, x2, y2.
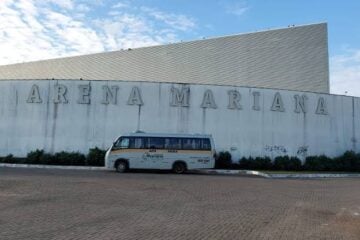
(26, 84, 329, 115)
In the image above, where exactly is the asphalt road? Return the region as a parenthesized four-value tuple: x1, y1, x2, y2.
(0, 168, 359, 240)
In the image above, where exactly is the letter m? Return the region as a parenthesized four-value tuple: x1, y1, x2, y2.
(170, 87, 190, 107)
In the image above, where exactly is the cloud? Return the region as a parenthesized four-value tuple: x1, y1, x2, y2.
(45, 0, 74, 10)
(223, 1, 249, 17)
(0, 0, 196, 65)
(141, 7, 196, 31)
(112, 2, 130, 9)
(330, 49, 360, 97)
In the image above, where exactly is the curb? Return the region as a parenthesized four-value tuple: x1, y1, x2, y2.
(1, 164, 360, 178)
(0, 163, 106, 171)
(191, 169, 360, 179)
(190, 169, 271, 178)
(269, 173, 360, 179)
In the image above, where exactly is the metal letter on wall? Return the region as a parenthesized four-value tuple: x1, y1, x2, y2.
(170, 87, 190, 107)
(127, 87, 144, 106)
(53, 84, 68, 104)
(252, 91, 260, 111)
(227, 90, 242, 110)
(102, 85, 119, 105)
(201, 90, 217, 109)
(27, 84, 42, 103)
(77, 84, 91, 104)
(294, 94, 307, 113)
(271, 92, 285, 112)
(315, 97, 328, 115)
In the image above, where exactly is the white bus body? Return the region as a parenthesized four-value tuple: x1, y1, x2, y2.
(105, 133, 215, 173)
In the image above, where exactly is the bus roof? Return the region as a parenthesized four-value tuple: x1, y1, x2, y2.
(120, 132, 213, 138)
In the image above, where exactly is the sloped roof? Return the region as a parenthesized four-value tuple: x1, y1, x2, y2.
(0, 23, 329, 93)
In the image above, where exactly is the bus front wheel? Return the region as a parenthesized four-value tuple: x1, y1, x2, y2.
(173, 162, 186, 174)
(115, 160, 128, 173)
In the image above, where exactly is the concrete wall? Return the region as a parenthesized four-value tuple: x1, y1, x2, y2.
(0, 79, 357, 160)
(0, 23, 329, 93)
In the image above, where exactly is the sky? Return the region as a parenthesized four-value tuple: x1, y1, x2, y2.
(0, 0, 359, 96)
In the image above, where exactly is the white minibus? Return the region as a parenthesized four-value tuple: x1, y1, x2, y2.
(105, 132, 215, 173)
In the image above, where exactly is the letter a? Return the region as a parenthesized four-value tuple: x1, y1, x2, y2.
(27, 84, 42, 103)
(201, 90, 217, 109)
(127, 87, 144, 106)
(316, 97, 328, 115)
(271, 92, 285, 112)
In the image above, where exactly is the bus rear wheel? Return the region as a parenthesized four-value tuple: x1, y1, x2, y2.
(173, 162, 186, 174)
(116, 161, 128, 173)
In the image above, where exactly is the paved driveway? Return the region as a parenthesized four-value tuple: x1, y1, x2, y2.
(0, 168, 359, 240)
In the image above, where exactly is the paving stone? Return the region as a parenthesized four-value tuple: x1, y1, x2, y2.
(0, 168, 359, 240)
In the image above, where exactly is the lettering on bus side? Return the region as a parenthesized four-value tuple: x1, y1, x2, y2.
(142, 153, 164, 160)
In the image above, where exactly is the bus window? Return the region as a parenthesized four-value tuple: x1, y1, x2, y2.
(130, 137, 146, 149)
(194, 139, 201, 149)
(114, 137, 130, 149)
(165, 138, 181, 149)
(148, 137, 164, 149)
(182, 138, 191, 150)
(182, 138, 201, 150)
(202, 138, 211, 150)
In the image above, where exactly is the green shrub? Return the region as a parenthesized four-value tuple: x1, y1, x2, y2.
(39, 153, 55, 165)
(229, 163, 241, 169)
(252, 157, 272, 170)
(24, 150, 55, 165)
(53, 151, 86, 166)
(273, 156, 302, 171)
(87, 147, 106, 166)
(0, 155, 26, 164)
(1, 148, 360, 171)
(2, 154, 14, 163)
(304, 155, 333, 171)
(238, 157, 272, 170)
(238, 157, 254, 169)
(288, 157, 302, 171)
(26, 149, 44, 164)
(333, 151, 360, 172)
(215, 151, 232, 169)
(273, 156, 289, 170)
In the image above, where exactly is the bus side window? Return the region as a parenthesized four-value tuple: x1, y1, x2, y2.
(131, 137, 145, 149)
(182, 138, 193, 150)
(165, 138, 181, 150)
(202, 138, 211, 150)
(149, 137, 164, 149)
(193, 139, 201, 150)
(182, 138, 201, 150)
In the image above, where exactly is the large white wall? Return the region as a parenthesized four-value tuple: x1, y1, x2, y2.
(0, 79, 358, 160)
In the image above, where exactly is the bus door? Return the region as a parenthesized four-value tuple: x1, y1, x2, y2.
(126, 137, 147, 169)
(141, 137, 166, 168)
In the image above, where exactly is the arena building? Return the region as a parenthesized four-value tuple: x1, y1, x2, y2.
(0, 22, 358, 160)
